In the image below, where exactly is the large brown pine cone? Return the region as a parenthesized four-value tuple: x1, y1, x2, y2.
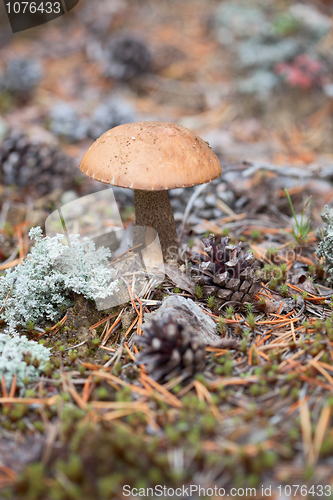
(190, 233, 260, 304)
(135, 317, 206, 383)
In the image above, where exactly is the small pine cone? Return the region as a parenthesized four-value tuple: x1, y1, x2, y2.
(0, 131, 77, 197)
(89, 96, 137, 139)
(0, 59, 42, 96)
(49, 104, 90, 143)
(104, 34, 151, 80)
(190, 234, 260, 304)
(135, 317, 206, 383)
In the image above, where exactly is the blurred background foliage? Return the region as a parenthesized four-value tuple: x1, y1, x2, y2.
(0, 0, 332, 235)
(0, 0, 332, 150)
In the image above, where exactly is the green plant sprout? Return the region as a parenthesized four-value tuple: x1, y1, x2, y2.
(207, 296, 216, 310)
(284, 188, 313, 247)
(243, 303, 253, 314)
(225, 306, 234, 319)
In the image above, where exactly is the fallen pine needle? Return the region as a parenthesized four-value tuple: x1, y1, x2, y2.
(0, 462, 17, 481)
(279, 350, 305, 370)
(1, 376, 7, 398)
(313, 405, 332, 463)
(124, 317, 139, 338)
(89, 312, 119, 330)
(139, 373, 182, 408)
(309, 360, 333, 387)
(91, 371, 148, 396)
(299, 396, 315, 465)
(125, 280, 140, 316)
(101, 310, 123, 345)
(82, 375, 94, 404)
(82, 362, 113, 371)
(209, 376, 259, 390)
(291, 321, 296, 343)
(258, 351, 270, 361)
(0, 396, 58, 405)
(39, 314, 67, 337)
(101, 408, 149, 422)
(123, 342, 136, 361)
(248, 345, 253, 365)
(193, 380, 220, 419)
(137, 302, 143, 335)
(7, 374, 17, 410)
(0, 258, 21, 271)
(90, 401, 150, 410)
(287, 395, 311, 416)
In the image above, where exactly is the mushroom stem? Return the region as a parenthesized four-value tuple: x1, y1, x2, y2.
(134, 190, 178, 261)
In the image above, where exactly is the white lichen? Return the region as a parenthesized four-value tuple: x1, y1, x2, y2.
(0, 227, 119, 335)
(0, 334, 50, 388)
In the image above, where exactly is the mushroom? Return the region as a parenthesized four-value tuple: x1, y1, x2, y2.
(79, 121, 222, 260)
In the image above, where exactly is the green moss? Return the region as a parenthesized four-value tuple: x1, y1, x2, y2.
(98, 474, 123, 498)
(207, 295, 216, 310)
(214, 365, 224, 375)
(225, 306, 234, 319)
(34, 421, 45, 433)
(15, 463, 46, 499)
(246, 313, 256, 331)
(251, 229, 260, 240)
(58, 454, 84, 483)
(268, 277, 278, 291)
(224, 359, 233, 376)
(243, 303, 253, 314)
(218, 316, 227, 335)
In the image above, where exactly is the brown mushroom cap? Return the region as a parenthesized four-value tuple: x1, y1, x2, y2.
(80, 121, 222, 191)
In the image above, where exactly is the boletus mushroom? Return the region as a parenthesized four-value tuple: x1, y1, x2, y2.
(79, 121, 222, 260)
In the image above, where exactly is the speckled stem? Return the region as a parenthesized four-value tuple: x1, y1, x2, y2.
(134, 190, 178, 261)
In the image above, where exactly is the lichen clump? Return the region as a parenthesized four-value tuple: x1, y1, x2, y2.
(0, 227, 118, 335)
(0, 334, 50, 388)
(316, 206, 333, 284)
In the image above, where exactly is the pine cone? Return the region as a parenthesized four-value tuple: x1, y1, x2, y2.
(49, 104, 90, 143)
(89, 96, 137, 139)
(0, 59, 42, 96)
(0, 131, 77, 196)
(190, 234, 260, 304)
(104, 34, 151, 80)
(135, 317, 206, 383)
